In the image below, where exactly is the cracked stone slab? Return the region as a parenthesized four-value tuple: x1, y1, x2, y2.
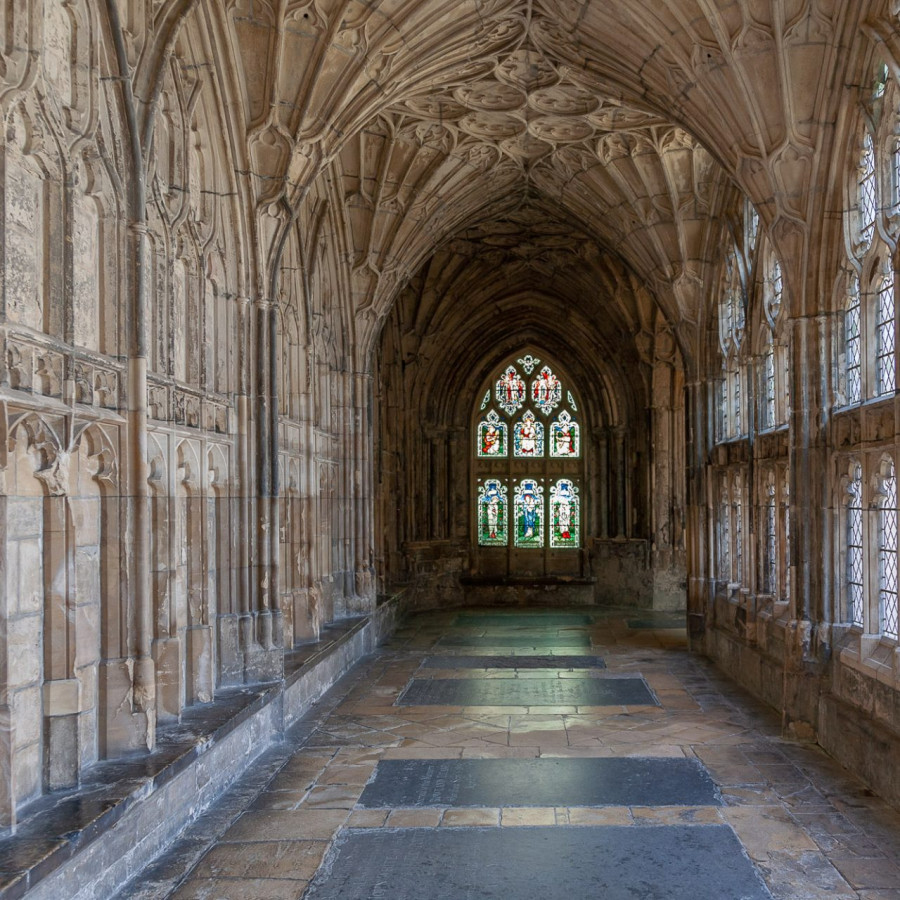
(304, 825, 773, 900)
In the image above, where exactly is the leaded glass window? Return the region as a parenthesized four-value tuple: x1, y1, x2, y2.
(514, 479, 544, 548)
(718, 474, 731, 580)
(477, 410, 507, 458)
(762, 338, 776, 430)
(764, 475, 777, 594)
(732, 472, 744, 585)
(876, 269, 896, 396)
(550, 480, 579, 548)
(496, 365, 526, 415)
(845, 274, 861, 405)
(731, 368, 742, 437)
(859, 131, 877, 249)
(531, 366, 562, 415)
(473, 355, 582, 554)
(880, 461, 899, 639)
(893, 137, 900, 210)
(513, 410, 544, 457)
(478, 479, 508, 547)
(550, 411, 579, 458)
(847, 463, 864, 626)
(782, 468, 791, 603)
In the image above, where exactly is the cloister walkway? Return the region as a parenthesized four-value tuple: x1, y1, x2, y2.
(122, 609, 900, 899)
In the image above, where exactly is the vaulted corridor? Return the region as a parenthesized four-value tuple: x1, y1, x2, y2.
(122, 610, 900, 899)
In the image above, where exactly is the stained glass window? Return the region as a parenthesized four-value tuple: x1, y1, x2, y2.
(550, 411, 579, 458)
(513, 410, 544, 458)
(845, 274, 861, 405)
(475, 355, 581, 551)
(496, 365, 526, 415)
(880, 461, 898, 639)
(847, 463, 864, 626)
(531, 366, 562, 415)
(478, 479, 508, 547)
(514, 479, 544, 548)
(876, 269, 896, 396)
(477, 410, 507, 458)
(550, 479, 579, 548)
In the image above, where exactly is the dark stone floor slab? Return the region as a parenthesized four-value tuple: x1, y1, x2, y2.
(358, 757, 720, 808)
(437, 634, 591, 650)
(627, 614, 686, 629)
(421, 655, 605, 670)
(454, 613, 593, 627)
(396, 676, 656, 707)
(305, 826, 772, 900)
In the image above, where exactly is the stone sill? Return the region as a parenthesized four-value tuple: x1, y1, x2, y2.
(838, 631, 900, 687)
(0, 613, 386, 900)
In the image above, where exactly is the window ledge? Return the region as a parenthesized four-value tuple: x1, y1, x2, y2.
(838, 631, 900, 686)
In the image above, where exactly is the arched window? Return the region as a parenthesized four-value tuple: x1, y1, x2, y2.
(845, 273, 862, 405)
(846, 462, 864, 626)
(717, 472, 731, 581)
(878, 459, 898, 639)
(858, 130, 877, 249)
(781, 467, 791, 603)
(473, 354, 583, 562)
(717, 244, 747, 441)
(732, 471, 744, 585)
(763, 472, 777, 594)
(876, 267, 896, 396)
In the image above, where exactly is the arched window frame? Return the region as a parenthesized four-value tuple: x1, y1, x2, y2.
(762, 469, 777, 594)
(876, 456, 899, 640)
(471, 352, 585, 565)
(757, 250, 788, 430)
(842, 460, 865, 627)
(716, 241, 748, 442)
(875, 264, 897, 396)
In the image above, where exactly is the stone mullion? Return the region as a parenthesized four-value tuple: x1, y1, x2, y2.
(353, 371, 375, 609)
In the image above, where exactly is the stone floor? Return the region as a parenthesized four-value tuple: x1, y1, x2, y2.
(119, 608, 900, 899)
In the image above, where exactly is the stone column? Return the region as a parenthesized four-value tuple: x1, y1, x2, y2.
(613, 426, 627, 539)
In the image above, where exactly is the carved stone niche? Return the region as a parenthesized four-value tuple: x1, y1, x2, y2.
(185, 396, 201, 428)
(74, 362, 93, 405)
(862, 401, 894, 443)
(148, 385, 168, 421)
(94, 370, 118, 409)
(7, 340, 34, 391)
(34, 351, 63, 398)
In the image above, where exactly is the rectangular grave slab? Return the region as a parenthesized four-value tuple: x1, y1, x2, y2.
(627, 614, 686, 629)
(421, 655, 606, 670)
(358, 756, 720, 808)
(304, 826, 773, 900)
(396, 676, 656, 707)
(454, 613, 593, 627)
(437, 634, 591, 650)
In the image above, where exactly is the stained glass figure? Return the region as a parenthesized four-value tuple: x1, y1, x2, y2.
(514, 479, 544, 548)
(518, 354, 540, 375)
(496, 365, 526, 415)
(478, 410, 507, 458)
(514, 410, 544, 457)
(531, 366, 561, 415)
(478, 479, 508, 547)
(550, 410, 579, 458)
(550, 479, 579, 548)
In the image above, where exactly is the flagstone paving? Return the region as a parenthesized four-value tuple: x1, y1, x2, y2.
(120, 608, 900, 900)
